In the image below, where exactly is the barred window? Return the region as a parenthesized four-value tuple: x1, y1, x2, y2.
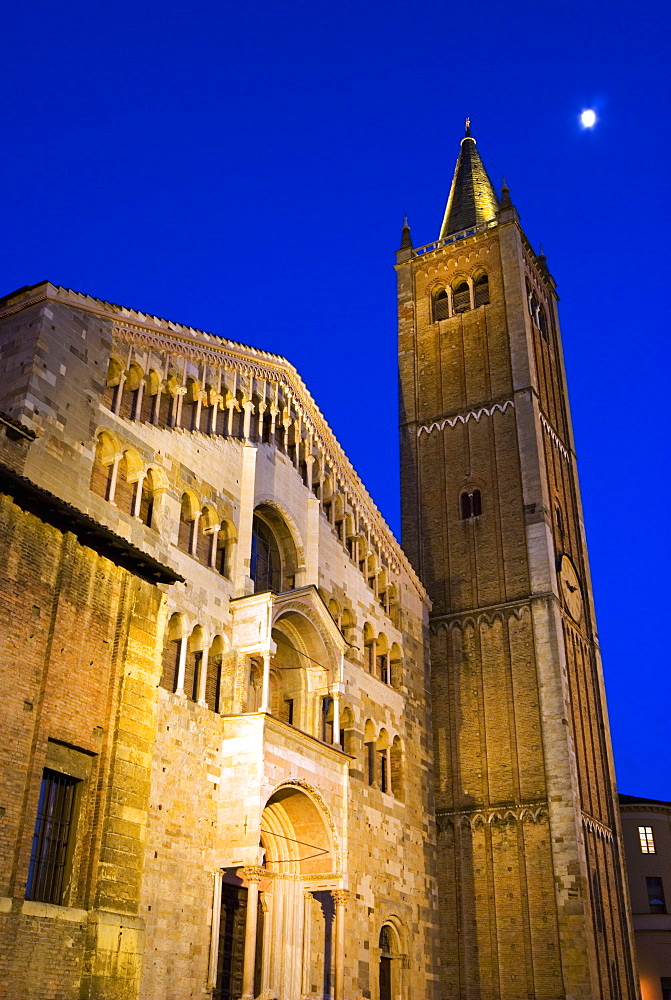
(26, 769, 79, 905)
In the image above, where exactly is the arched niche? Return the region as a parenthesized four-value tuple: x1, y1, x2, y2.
(261, 784, 335, 878)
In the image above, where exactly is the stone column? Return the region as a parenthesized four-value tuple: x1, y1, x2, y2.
(332, 889, 349, 1000)
(208, 871, 223, 989)
(107, 454, 122, 504)
(241, 867, 265, 1000)
(134, 377, 144, 420)
(175, 635, 188, 697)
(113, 373, 126, 415)
(301, 890, 312, 996)
(260, 651, 271, 714)
(209, 525, 221, 569)
(332, 685, 341, 746)
(243, 400, 254, 441)
(189, 510, 202, 556)
(132, 471, 146, 519)
(197, 645, 209, 706)
(174, 386, 186, 427)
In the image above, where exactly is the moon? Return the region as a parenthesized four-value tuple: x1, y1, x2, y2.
(580, 109, 597, 128)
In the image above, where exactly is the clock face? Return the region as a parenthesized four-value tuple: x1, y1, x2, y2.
(558, 554, 583, 624)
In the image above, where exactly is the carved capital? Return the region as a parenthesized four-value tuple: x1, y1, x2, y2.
(331, 889, 350, 906)
(241, 865, 267, 884)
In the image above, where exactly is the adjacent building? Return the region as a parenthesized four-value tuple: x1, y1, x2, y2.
(620, 795, 671, 1000)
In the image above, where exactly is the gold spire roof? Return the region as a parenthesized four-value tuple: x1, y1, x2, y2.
(439, 122, 500, 239)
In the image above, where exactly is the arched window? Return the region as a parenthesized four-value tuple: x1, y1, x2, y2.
(363, 624, 376, 674)
(138, 470, 156, 527)
(452, 280, 471, 314)
(431, 286, 449, 322)
(115, 451, 142, 517)
(120, 364, 143, 421)
(251, 515, 282, 593)
(178, 493, 198, 554)
(207, 636, 225, 713)
(376, 634, 389, 684)
(197, 506, 217, 565)
(90, 432, 117, 501)
(215, 520, 235, 578)
(379, 926, 394, 1000)
(183, 377, 200, 431)
(460, 489, 482, 519)
(184, 626, 205, 702)
(538, 304, 548, 341)
(390, 737, 404, 800)
(321, 695, 334, 744)
(364, 721, 376, 787)
(377, 729, 390, 793)
(389, 643, 402, 689)
(103, 358, 123, 411)
(141, 370, 160, 423)
(473, 272, 490, 307)
(161, 613, 184, 692)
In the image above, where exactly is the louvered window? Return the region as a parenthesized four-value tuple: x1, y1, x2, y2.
(474, 273, 490, 307)
(453, 282, 471, 314)
(432, 289, 449, 321)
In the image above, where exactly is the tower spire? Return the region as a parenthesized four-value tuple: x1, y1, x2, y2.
(439, 122, 499, 239)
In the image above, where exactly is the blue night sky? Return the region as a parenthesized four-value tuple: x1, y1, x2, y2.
(2, 0, 670, 798)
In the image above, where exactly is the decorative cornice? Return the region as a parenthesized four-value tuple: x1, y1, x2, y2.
(540, 413, 570, 459)
(418, 399, 514, 438)
(0, 283, 420, 600)
(430, 595, 552, 629)
(582, 812, 613, 842)
(437, 801, 548, 832)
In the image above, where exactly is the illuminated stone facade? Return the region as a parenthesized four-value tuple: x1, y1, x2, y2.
(0, 125, 641, 1000)
(396, 127, 638, 998)
(0, 283, 439, 999)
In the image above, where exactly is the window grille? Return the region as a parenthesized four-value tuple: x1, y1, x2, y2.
(26, 769, 79, 905)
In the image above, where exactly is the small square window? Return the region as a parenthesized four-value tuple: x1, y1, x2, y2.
(639, 825, 656, 853)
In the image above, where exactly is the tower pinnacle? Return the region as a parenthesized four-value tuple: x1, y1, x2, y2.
(439, 123, 499, 239)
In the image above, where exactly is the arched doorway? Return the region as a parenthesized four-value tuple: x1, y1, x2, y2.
(214, 784, 338, 1000)
(378, 923, 402, 1000)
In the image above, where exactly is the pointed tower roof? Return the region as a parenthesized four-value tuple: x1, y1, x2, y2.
(439, 120, 500, 239)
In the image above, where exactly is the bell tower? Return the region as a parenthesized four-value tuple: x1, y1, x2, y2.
(397, 124, 638, 999)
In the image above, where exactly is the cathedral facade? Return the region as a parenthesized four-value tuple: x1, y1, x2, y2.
(0, 125, 637, 1000)
(0, 283, 439, 998)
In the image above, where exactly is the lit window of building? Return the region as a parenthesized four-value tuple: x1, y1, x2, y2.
(639, 826, 656, 853)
